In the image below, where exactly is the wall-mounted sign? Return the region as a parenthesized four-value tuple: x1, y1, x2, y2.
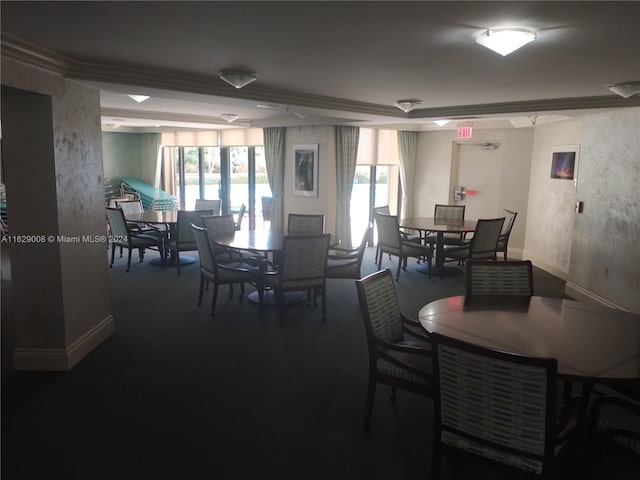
(457, 126, 473, 139)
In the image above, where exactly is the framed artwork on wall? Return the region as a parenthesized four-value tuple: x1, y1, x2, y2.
(550, 145, 580, 190)
(293, 144, 318, 197)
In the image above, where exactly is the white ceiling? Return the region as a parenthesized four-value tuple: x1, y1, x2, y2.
(2, 1, 640, 132)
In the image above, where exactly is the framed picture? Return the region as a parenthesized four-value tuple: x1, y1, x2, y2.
(550, 145, 579, 190)
(293, 144, 318, 197)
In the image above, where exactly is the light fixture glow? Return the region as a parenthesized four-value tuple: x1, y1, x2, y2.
(476, 28, 536, 56)
(434, 120, 450, 127)
(219, 70, 257, 89)
(395, 100, 422, 112)
(127, 94, 150, 103)
(220, 113, 239, 123)
(608, 81, 640, 98)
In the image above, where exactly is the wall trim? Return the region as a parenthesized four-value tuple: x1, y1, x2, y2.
(521, 249, 569, 281)
(564, 282, 627, 311)
(13, 315, 114, 371)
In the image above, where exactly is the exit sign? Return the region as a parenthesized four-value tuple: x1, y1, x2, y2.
(457, 126, 473, 139)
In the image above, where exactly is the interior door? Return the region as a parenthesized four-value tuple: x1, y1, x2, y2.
(453, 143, 501, 220)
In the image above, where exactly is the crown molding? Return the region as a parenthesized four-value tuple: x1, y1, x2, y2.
(101, 107, 250, 127)
(1, 33, 70, 73)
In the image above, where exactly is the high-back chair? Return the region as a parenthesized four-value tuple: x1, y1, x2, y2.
(235, 203, 246, 230)
(191, 224, 264, 316)
(496, 209, 518, 260)
(105, 207, 165, 272)
(263, 233, 331, 325)
(287, 213, 324, 233)
(326, 223, 372, 280)
(425, 204, 467, 246)
(588, 394, 640, 466)
(201, 214, 252, 261)
(431, 333, 580, 479)
(195, 198, 221, 214)
(261, 196, 272, 227)
(466, 259, 534, 297)
(373, 211, 432, 280)
(443, 217, 505, 273)
(168, 209, 214, 274)
(355, 269, 434, 430)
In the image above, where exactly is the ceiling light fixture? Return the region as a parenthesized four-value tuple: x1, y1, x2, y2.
(127, 94, 150, 103)
(476, 28, 536, 56)
(608, 81, 640, 98)
(434, 120, 450, 127)
(395, 100, 422, 113)
(219, 70, 257, 89)
(220, 113, 239, 123)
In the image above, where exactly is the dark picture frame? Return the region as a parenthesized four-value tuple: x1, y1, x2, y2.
(293, 144, 318, 197)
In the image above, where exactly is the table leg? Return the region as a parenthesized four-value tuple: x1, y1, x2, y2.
(415, 231, 463, 277)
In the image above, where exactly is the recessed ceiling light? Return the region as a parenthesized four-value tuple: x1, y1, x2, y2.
(395, 100, 422, 112)
(476, 28, 536, 56)
(127, 94, 150, 103)
(219, 70, 257, 89)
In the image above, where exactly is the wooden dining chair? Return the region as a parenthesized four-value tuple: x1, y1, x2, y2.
(356, 269, 434, 431)
(424, 204, 467, 246)
(287, 213, 324, 233)
(168, 209, 214, 274)
(431, 332, 581, 479)
(235, 203, 246, 230)
(466, 259, 534, 297)
(443, 217, 505, 275)
(326, 223, 372, 280)
(195, 198, 221, 214)
(588, 394, 640, 466)
(496, 209, 518, 260)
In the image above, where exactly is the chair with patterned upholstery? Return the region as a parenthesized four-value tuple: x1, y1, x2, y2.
(168, 209, 214, 274)
(588, 394, 640, 466)
(425, 204, 467, 246)
(443, 217, 505, 275)
(192, 224, 264, 316)
(235, 203, 246, 230)
(201, 214, 255, 261)
(466, 259, 534, 298)
(263, 233, 330, 326)
(374, 211, 433, 281)
(496, 209, 518, 260)
(287, 213, 325, 233)
(105, 207, 165, 272)
(355, 269, 434, 431)
(326, 223, 372, 280)
(195, 198, 221, 214)
(431, 332, 581, 479)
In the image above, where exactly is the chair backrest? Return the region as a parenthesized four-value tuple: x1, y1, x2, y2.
(434, 204, 465, 222)
(201, 214, 236, 247)
(501, 209, 517, 237)
(373, 212, 402, 250)
(115, 199, 143, 216)
(105, 207, 130, 239)
(432, 332, 558, 476)
(176, 209, 214, 245)
(261, 196, 272, 221)
(373, 205, 390, 215)
(287, 213, 325, 233)
(279, 234, 330, 288)
(354, 223, 373, 267)
(467, 217, 505, 259)
(235, 203, 246, 230)
(466, 260, 534, 296)
(356, 269, 405, 345)
(107, 196, 131, 208)
(191, 223, 216, 275)
(195, 199, 221, 214)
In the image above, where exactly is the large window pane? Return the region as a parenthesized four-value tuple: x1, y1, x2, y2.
(203, 147, 221, 203)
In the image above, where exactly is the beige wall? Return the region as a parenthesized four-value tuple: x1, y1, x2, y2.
(1, 57, 113, 370)
(525, 108, 640, 313)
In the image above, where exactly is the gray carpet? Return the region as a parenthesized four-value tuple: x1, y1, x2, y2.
(1, 247, 636, 479)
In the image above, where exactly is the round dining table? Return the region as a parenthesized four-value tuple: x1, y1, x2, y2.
(418, 295, 640, 382)
(400, 217, 477, 276)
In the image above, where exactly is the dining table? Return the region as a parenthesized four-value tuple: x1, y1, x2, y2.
(400, 217, 477, 276)
(215, 229, 337, 305)
(419, 295, 640, 383)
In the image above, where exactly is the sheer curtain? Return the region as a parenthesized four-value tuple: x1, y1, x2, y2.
(335, 126, 359, 247)
(397, 131, 417, 220)
(161, 147, 177, 197)
(263, 127, 285, 231)
(141, 133, 162, 188)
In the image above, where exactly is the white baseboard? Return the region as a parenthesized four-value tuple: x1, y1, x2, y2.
(521, 249, 569, 281)
(13, 315, 114, 371)
(564, 282, 627, 311)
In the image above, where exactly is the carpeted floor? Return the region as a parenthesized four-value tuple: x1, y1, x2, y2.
(1, 246, 637, 479)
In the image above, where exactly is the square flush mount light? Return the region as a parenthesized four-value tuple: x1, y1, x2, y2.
(608, 81, 640, 98)
(219, 70, 257, 89)
(476, 28, 536, 56)
(127, 94, 150, 103)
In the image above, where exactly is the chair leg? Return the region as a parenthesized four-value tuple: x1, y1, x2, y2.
(321, 287, 326, 320)
(211, 284, 219, 316)
(228, 283, 234, 298)
(126, 248, 132, 273)
(197, 275, 205, 306)
(395, 259, 401, 281)
(363, 377, 376, 431)
(110, 244, 116, 267)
